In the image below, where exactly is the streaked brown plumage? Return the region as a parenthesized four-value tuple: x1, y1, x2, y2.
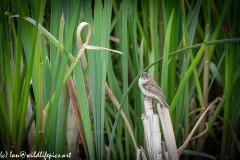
(138, 72, 170, 109)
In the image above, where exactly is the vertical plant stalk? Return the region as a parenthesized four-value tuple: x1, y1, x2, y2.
(157, 103, 178, 160)
(120, 0, 129, 159)
(180, 0, 204, 153)
(197, 23, 210, 153)
(142, 99, 162, 160)
(196, 0, 210, 153)
(161, 10, 174, 97)
(44, 12, 66, 151)
(34, 1, 45, 146)
(149, 0, 154, 51)
(220, 0, 239, 159)
(149, 0, 160, 83)
(197, 0, 229, 154)
(158, 2, 164, 62)
(16, 0, 41, 153)
(166, 2, 179, 105)
(140, 0, 149, 59)
(129, 1, 143, 149)
(1, 0, 14, 147)
(180, 0, 190, 149)
(12, 8, 23, 150)
(33, 32, 41, 152)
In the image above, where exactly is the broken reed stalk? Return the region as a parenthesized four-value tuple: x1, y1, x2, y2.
(141, 98, 179, 160)
(141, 98, 163, 160)
(157, 103, 178, 160)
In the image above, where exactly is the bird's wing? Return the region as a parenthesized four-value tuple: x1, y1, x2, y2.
(160, 99, 170, 109)
(142, 80, 166, 100)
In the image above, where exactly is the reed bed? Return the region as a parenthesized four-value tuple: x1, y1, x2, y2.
(0, 0, 240, 159)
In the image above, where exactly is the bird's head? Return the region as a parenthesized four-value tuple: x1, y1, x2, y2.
(139, 72, 150, 84)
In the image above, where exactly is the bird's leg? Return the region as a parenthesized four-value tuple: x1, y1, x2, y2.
(145, 96, 156, 108)
(153, 99, 157, 107)
(145, 96, 151, 102)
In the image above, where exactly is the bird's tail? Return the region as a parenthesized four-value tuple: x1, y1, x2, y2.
(158, 98, 170, 109)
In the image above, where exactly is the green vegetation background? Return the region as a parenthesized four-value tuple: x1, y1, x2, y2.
(0, 0, 240, 159)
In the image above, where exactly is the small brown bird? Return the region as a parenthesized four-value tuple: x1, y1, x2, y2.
(138, 72, 170, 109)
